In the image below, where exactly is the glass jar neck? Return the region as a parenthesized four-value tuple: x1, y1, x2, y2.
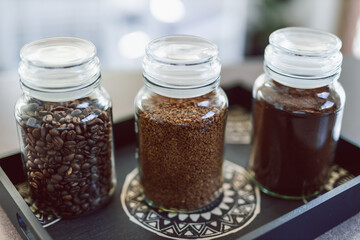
(264, 27, 343, 89)
(19, 37, 101, 101)
(21, 76, 101, 102)
(143, 74, 220, 98)
(142, 35, 221, 98)
(264, 65, 340, 89)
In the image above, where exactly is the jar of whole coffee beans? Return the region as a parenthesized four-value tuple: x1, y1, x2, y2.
(249, 27, 345, 199)
(135, 35, 228, 212)
(15, 37, 116, 218)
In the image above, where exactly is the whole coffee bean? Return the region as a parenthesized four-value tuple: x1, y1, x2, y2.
(32, 128, 41, 139)
(90, 125, 99, 133)
(35, 146, 45, 154)
(75, 125, 82, 135)
(80, 193, 90, 199)
(64, 153, 75, 162)
(54, 106, 65, 111)
(23, 103, 39, 112)
(65, 115, 72, 123)
(70, 186, 80, 193)
(62, 195, 72, 201)
(91, 166, 98, 173)
(52, 136, 64, 148)
(47, 150, 56, 155)
(91, 133, 100, 141)
(49, 129, 60, 136)
(90, 147, 99, 154)
(81, 203, 90, 209)
(91, 173, 99, 182)
(33, 172, 44, 179)
(27, 133, 36, 145)
(71, 109, 82, 116)
(46, 134, 52, 142)
(69, 181, 78, 187)
(73, 197, 82, 205)
(58, 165, 69, 175)
(43, 172, 51, 178)
(52, 174, 63, 182)
(26, 118, 37, 127)
(66, 130, 76, 141)
(36, 140, 45, 147)
(41, 127, 46, 138)
(88, 157, 97, 165)
(75, 154, 84, 161)
(71, 163, 81, 171)
(54, 113, 62, 121)
(64, 141, 76, 147)
(60, 130, 68, 140)
(26, 145, 36, 153)
(82, 163, 91, 170)
(43, 114, 53, 123)
(87, 139, 96, 146)
(87, 118, 98, 126)
(30, 181, 38, 189)
(33, 158, 42, 165)
(47, 183, 55, 192)
(76, 140, 87, 148)
(54, 156, 62, 163)
(97, 141, 105, 148)
(75, 135, 86, 140)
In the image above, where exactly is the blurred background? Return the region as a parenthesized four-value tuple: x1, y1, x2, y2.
(1, 0, 360, 152)
(0, 0, 359, 72)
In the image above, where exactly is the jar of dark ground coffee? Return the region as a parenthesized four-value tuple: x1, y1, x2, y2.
(135, 35, 228, 212)
(249, 27, 345, 199)
(15, 37, 116, 218)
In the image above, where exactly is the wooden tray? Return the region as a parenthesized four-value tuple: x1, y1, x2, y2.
(1, 85, 360, 240)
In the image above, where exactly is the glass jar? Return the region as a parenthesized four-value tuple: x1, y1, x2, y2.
(15, 37, 116, 218)
(249, 27, 345, 199)
(135, 35, 228, 212)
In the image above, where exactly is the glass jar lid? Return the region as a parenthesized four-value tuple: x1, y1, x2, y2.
(19, 37, 100, 93)
(264, 27, 343, 88)
(143, 35, 221, 98)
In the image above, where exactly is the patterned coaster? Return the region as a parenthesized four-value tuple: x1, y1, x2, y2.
(225, 106, 251, 145)
(121, 160, 261, 239)
(323, 165, 355, 192)
(15, 182, 61, 227)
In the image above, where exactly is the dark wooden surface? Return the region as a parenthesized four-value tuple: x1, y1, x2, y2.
(45, 143, 304, 240)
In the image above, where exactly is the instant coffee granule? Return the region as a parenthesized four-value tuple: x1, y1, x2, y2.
(250, 81, 341, 197)
(137, 91, 227, 211)
(17, 97, 114, 218)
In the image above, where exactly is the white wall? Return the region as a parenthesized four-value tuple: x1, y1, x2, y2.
(285, 0, 341, 34)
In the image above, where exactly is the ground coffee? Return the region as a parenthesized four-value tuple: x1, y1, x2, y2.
(250, 81, 342, 197)
(136, 91, 227, 211)
(17, 97, 114, 218)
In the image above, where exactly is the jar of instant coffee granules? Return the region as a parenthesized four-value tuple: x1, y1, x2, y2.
(249, 27, 345, 199)
(135, 35, 228, 212)
(15, 37, 116, 218)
